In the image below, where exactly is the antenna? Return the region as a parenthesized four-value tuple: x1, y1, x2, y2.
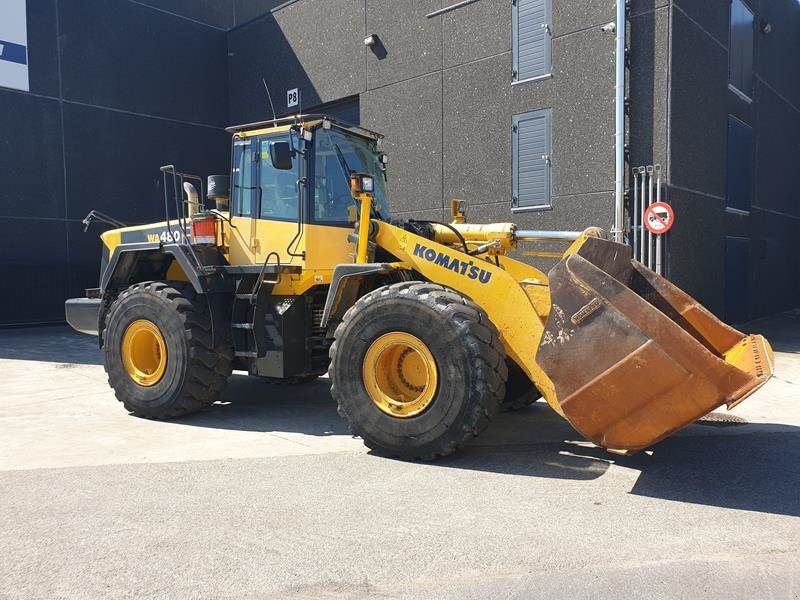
(261, 78, 276, 121)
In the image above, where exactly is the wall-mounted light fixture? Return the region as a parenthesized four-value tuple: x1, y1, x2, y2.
(760, 20, 773, 34)
(364, 34, 377, 47)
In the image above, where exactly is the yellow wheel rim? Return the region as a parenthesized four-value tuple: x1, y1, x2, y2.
(121, 319, 167, 387)
(362, 332, 438, 418)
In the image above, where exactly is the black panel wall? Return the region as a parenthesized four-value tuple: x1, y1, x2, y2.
(4, 0, 799, 326)
(668, 0, 800, 320)
(0, 0, 230, 324)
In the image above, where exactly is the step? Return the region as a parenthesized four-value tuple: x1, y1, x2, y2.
(235, 293, 254, 300)
(234, 351, 259, 358)
(231, 323, 254, 330)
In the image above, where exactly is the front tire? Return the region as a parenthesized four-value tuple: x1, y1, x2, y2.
(103, 281, 232, 419)
(329, 282, 507, 460)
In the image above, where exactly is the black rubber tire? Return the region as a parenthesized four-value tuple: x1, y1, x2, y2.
(329, 281, 507, 460)
(501, 359, 542, 411)
(102, 281, 232, 419)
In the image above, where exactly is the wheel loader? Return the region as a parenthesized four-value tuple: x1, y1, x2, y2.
(65, 114, 774, 459)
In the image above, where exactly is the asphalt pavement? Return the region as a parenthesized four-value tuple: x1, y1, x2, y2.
(1, 312, 799, 599)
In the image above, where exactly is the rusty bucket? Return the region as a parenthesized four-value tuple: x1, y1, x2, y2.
(536, 237, 774, 454)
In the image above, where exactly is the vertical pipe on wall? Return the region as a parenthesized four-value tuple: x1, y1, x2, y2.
(655, 165, 663, 274)
(632, 169, 639, 260)
(647, 165, 654, 269)
(639, 167, 646, 265)
(613, 0, 627, 243)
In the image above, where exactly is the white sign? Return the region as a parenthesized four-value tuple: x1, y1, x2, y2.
(0, 0, 29, 92)
(287, 88, 299, 108)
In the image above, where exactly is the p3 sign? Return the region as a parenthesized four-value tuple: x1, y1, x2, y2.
(643, 202, 675, 235)
(287, 88, 299, 108)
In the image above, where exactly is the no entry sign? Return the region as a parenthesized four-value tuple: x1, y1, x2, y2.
(643, 202, 674, 235)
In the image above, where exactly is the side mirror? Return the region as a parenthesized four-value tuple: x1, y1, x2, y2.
(270, 141, 293, 170)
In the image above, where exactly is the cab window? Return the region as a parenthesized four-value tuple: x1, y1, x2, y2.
(313, 128, 390, 224)
(258, 135, 300, 221)
(231, 140, 256, 217)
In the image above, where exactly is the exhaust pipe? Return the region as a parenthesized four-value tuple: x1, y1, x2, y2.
(183, 182, 200, 217)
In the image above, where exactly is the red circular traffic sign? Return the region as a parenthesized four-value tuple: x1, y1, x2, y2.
(643, 202, 674, 235)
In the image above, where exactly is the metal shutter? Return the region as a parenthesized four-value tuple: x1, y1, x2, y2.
(729, 0, 754, 98)
(513, 0, 551, 82)
(512, 109, 551, 211)
(726, 116, 753, 212)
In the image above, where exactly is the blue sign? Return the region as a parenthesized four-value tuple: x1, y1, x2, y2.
(0, 39, 27, 66)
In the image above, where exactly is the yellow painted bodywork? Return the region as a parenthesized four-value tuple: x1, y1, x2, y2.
(373, 220, 580, 415)
(220, 216, 353, 295)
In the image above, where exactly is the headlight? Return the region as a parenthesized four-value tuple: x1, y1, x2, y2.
(349, 173, 375, 194)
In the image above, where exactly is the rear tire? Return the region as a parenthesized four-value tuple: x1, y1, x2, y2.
(103, 281, 232, 419)
(330, 282, 507, 460)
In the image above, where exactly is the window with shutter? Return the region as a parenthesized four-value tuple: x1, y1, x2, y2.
(729, 0, 754, 101)
(726, 116, 753, 212)
(513, 0, 552, 83)
(512, 109, 552, 212)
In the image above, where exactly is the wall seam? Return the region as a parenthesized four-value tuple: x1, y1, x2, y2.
(667, 184, 725, 201)
(755, 75, 800, 115)
(124, 0, 228, 31)
(0, 216, 85, 223)
(54, 0, 70, 292)
(0, 86, 227, 130)
(672, 3, 726, 50)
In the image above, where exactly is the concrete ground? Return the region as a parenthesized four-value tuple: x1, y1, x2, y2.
(0, 313, 799, 599)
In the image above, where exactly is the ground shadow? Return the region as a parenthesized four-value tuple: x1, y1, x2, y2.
(0, 325, 102, 365)
(175, 375, 800, 517)
(170, 374, 350, 436)
(5, 319, 798, 517)
(430, 415, 800, 517)
(621, 430, 800, 516)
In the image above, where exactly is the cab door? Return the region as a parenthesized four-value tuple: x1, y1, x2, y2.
(228, 134, 305, 267)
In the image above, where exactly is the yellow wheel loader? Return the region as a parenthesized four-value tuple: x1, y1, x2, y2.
(66, 115, 774, 459)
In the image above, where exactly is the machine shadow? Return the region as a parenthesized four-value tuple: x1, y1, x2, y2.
(437, 416, 800, 517)
(180, 375, 800, 517)
(621, 428, 800, 517)
(170, 374, 350, 436)
(0, 325, 103, 365)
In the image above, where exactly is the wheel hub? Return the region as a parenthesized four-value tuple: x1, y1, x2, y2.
(121, 319, 167, 387)
(362, 332, 438, 418)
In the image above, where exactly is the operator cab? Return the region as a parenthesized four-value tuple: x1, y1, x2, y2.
(226, 115, 390, 268)
(228, 116, 390, 220)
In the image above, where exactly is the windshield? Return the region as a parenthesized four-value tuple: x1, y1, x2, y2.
(312, 127, 390, 224)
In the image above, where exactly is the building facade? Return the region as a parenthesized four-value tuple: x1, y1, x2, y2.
(1, 0, 798, 325)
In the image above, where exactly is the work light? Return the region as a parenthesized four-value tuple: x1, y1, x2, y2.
(349, 173, 375, 194)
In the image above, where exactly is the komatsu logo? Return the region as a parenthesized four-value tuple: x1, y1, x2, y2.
(412, 243, 493, 284)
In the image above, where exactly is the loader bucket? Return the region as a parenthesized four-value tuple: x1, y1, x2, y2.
(536, 237, 774, 454)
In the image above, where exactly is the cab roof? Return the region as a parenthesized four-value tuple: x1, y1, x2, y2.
(225, 113, 383, 142)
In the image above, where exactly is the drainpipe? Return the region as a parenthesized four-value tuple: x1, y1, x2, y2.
(613, 0, 627, 244)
